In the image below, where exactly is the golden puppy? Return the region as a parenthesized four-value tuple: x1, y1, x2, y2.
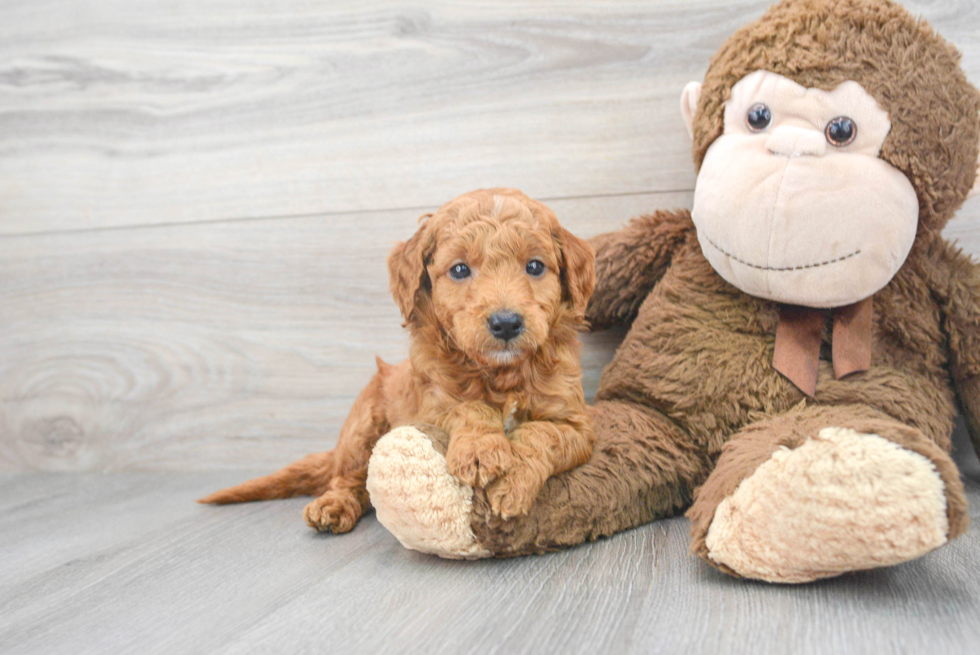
(200, 188, 595, 532)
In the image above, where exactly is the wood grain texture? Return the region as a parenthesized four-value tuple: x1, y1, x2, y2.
(0, 434, 977, 655)
(0, 0, 977, 235)
(0, 0, 979, 472)
(3, 2, 980, 650)
(0, 192, 680, 471)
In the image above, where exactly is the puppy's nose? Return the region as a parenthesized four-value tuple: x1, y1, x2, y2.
(487, 312, 525, 341)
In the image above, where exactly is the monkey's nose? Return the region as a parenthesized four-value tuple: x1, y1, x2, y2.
(488, 312, 525, 341)
(765, 125, 827, 157)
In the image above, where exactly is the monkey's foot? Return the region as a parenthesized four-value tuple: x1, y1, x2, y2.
(366, 425, 490, 559)
(703, 427, 951, 583)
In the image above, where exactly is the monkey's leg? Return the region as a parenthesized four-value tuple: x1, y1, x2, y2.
(366, 400, 712, 558)
(687, 405, 968, 583)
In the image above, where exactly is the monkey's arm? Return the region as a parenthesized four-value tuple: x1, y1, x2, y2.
(940, 246, 980, 454)
(586, 209, 695, 330)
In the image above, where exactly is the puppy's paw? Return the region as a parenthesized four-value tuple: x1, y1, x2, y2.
(304, 491, 362, 534)
(485, 448, 550, 519)
(446, 433, 513, 488)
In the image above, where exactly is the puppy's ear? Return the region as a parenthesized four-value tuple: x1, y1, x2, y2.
(557, 227, 596, 321)
(388, 215, 434, 324)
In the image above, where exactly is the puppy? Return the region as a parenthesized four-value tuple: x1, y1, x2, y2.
(200, 188, 596, 532)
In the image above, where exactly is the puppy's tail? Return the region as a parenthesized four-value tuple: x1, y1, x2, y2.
(197, 451, 335, 504)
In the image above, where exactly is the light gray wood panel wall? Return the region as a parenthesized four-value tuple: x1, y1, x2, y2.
(2, 0, 978, 235)
(1, 1, 979, 471)
(0, 192, 678, 471)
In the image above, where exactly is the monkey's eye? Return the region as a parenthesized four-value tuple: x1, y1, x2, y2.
(746, 103, 772, 132)
(449, 263, 471, 280)
(825, 116, 857, 146)
(526, 260, 546, 277)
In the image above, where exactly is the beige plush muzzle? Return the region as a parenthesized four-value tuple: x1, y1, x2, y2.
(691, 71, 920, 309)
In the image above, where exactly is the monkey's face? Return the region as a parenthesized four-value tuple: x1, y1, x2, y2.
(687, 71, 919, 308)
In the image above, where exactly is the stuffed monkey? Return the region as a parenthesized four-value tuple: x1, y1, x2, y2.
(365, 0, 980, 582)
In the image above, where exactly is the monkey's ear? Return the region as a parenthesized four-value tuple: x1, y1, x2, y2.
(388, 215, 434, 324)
(680, 81, 702, 140)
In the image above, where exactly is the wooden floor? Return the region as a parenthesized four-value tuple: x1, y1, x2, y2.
(3, 1, 980, 653)
(1, 428, 979, 655)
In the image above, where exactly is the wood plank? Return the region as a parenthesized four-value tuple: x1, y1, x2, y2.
(1, 0, 977, 235)
(0, 469, 978, 654)
(0, 192, 684, 471)
(0, 472, 391, 655)
(3, 1, 980, 649)
(0, 471, 261, 613)
(1, 187, 977, 471)
(0, 0, 979, 472)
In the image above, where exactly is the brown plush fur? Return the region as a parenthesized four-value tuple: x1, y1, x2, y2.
(422, 0, 980, 565)
(199, 189, 596, 530)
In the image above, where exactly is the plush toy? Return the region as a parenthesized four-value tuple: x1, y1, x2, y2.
(365, 0, 980, 582)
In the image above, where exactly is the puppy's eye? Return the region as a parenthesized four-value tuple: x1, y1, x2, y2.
(526, 260, 546, 277)
(825, 116, 857, 146)
(746, 103, 772, 132)
(449, 263, 471, 280)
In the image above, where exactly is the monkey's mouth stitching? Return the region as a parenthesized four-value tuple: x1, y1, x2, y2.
(703, 235, 861, 271)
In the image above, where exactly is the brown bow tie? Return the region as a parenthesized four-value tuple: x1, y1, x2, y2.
(772, 297, 873, 397)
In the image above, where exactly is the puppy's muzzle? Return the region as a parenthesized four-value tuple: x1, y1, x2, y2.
(487, 312, 525, 342)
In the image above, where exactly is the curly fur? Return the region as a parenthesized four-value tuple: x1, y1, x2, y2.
(199, 189, 596, 530)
